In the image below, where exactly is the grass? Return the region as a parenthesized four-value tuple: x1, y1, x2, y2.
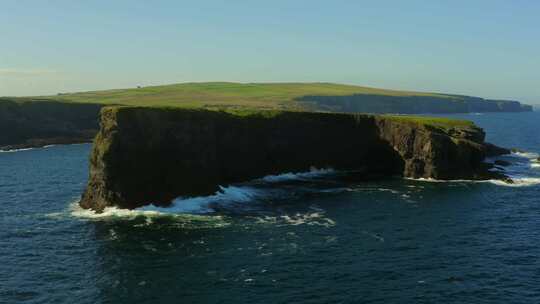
(21, 82, 460, 110)
(382, 115, 475, 131)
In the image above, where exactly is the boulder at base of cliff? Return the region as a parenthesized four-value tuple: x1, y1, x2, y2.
(485, 143, 511, 157)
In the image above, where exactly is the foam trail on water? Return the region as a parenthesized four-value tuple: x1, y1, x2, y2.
(258, 167, 336, 183)
(0, 147, 35, 153)
(488, 177, 540, 187)
(71, 184, 267, 219)
(140, 185, 264, 214)
(70, 167, 340, 219)
(70, 202, 167, 219)
(408, 151, 540, 187)
(512, 151, 539, 160)
(69, 201, 231, 229)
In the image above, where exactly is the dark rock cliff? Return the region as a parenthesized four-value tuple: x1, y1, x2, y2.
(80, 107, 506, 212)
(0, 94, 532, 150)
(297, 94, 533, 114)
(0, 99, 102, 150)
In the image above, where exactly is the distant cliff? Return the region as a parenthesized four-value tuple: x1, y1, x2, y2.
(297, 94, 533, 114)
(80, 107, 506, 212)
(0, 99, 102, 150)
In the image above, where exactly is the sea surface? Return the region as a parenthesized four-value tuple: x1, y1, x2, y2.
(1, 112, 540, 304)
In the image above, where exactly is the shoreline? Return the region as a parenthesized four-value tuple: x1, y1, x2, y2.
(0, 138, 93, 152)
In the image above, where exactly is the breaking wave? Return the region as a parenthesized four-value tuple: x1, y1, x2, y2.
(70, 150, 540, 223)
(70, 167, 342, 220)
(0, 147, 36, 153)
(408, 151, 540, 187)
(258, 167, 336, 183)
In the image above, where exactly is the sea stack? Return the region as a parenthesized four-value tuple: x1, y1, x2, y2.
(80, 106, 508, 212)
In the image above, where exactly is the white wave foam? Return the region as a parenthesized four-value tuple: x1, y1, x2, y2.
(0, 147, 35, 153)
(0, 143, 88, 153)
(140, 185, 263, 214)
(254, 212, 336, 227)
(70, 184, 265, 220)
(488, 177, 540, 187)
(406, 150, 540, 187)
(258, 167, 335, 183)
(70, 202, 230, 228)
(407, 177, 540, 187)
(512, 151, 539, 160)
(70, 202, 164, 219)
(405, 177, 473, 183)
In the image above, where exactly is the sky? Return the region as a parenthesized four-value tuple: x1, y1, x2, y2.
(1, 0, 539, 103)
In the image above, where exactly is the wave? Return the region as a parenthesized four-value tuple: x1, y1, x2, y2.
(407, 151, 540, 187)
(140, 185, 264, 214)
(0, 143, 88, 153)
(252, 211, 336, 228)
(257, 167, 336, 183)
(69, 201, 230, 228)
(512, 151, 539, 160)
(407, 176, 540, 187)
(0, 147, 36, 153)
(68, 151, 540, 224)
(70, 184, 264, 219)
(488, 177, 540, 187)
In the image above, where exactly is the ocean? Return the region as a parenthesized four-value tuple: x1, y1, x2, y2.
(1, 111, 539, 304)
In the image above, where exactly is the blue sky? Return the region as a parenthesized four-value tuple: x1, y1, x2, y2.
(1, 0, 539, 103)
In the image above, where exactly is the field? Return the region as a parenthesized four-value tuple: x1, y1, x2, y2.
(15, 82, 459, 110)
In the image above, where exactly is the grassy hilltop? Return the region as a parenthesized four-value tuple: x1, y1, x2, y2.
(28, 82, 453, 109)
(10, 81, 525, 114)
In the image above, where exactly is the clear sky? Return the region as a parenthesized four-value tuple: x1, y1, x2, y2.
(1, 0, 539, 103)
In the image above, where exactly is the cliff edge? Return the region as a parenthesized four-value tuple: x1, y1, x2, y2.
(80, 107, 506, 212)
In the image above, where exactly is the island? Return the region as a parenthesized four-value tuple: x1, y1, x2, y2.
(0, 82, 532, 151)
(80, 106, 508, 212)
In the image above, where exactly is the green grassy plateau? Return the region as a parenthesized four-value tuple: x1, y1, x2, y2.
(24, 82, 455, 109)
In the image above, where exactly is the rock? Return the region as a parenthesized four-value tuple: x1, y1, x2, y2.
(494, 160, 511, 167)
(296, 94, 533, 114)
(0, 99, 101, 150)
(485, 143, 511, 157)
(80, 107, 509, 212)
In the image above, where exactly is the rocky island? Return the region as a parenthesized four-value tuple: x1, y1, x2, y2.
(80, 106, 508, 212)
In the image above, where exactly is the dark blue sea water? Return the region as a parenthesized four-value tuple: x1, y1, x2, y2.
(1, 112, 540, 304)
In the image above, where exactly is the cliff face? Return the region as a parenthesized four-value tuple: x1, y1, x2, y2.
(0, 90, 532, 150)
(80, 107, 502, 212)
(297, 94, 533, 114)
(0, 99, 102, 150)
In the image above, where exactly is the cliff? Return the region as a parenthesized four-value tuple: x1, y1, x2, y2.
(0, 99, 102, 150)
(296, 94, 533, 114)
(80, 107, 505, 212)
(0, 83, 532, 150)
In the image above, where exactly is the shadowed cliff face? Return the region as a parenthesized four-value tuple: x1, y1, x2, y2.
(0, 99, 102, 150)
(80, 107, 503, 212)
(296, 94, 533, 114)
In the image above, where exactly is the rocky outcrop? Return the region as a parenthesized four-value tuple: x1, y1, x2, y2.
(0, 99, 102, 150)
(80, 107, 507, 212)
